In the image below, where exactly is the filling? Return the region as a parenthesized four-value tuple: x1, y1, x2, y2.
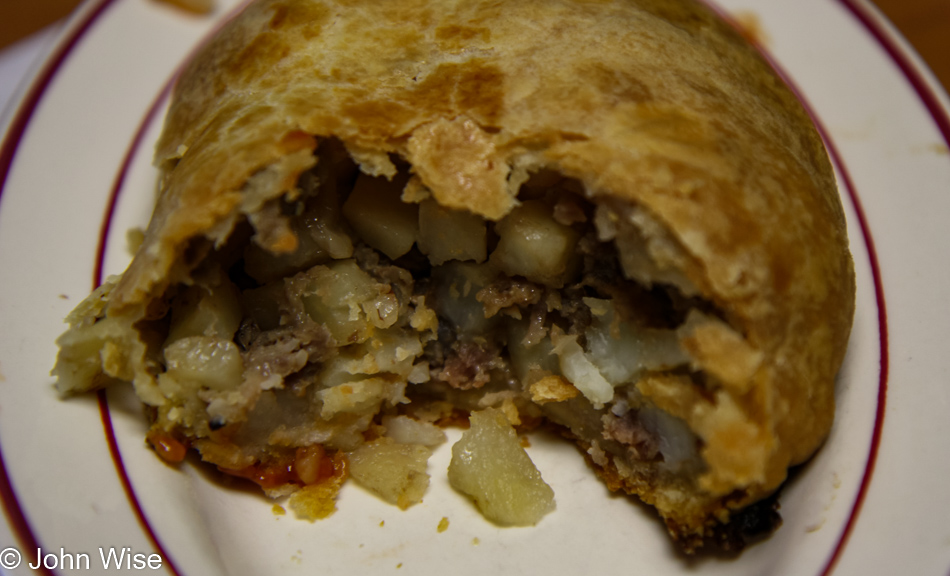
(92, 140, 725, 521)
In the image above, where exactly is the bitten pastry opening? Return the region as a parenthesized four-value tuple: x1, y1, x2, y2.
(55, 137, 782, 547)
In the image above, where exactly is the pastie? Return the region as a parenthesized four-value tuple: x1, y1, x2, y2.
(52, 0, 855, 551)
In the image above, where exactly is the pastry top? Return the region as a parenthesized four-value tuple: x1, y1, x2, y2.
(106, 0, 853, 510)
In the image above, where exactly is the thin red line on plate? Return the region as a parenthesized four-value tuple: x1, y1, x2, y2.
(827, 1, 950, 573)
(832, 1, 950, 572)
(0, 0, 118, 572)
(837, 0, 950, 148)
(96, 389, 184, 576)
(89, 4, 255, 576)
(770, 57, 890, 576)
(0, 448, 53, 576)
(0, 2, 915, 576)
(0, 0, 115, 209)
(702, 2, 890, 575)
(814, 135, 889, 576)
(92, 75, 184, 576)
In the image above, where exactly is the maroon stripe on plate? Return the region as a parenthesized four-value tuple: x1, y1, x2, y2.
(815, 135, 889, 576)
(837, 0, 950, 149)
(0, 0, 116, 208)
(702, 2, 890, 575)
(90, 4, 255, 576)
(0, 447, 53, 576)
(0, 0, 118, 573)
(832, 4, 950, 576)
(97, 389, 184, 576)
(92, 74, 183, 576)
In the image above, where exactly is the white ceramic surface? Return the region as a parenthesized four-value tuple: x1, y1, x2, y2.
(0, 0, 947, 574)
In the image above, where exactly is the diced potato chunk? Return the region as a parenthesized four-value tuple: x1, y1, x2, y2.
(348, 438, 432, 509)
(166, 277, 242, 343)
(342, 173, 419, 259)
(489, 200, 578, 287)
(343, 329, 424, 378)
(382, 415, 446, 446)
(550, 328, 614, 408)
(506, 317, 559, 380)
(448, 408, 555, 526)
(431, 262, 499, 334)
(299, 170, 354, 261)
(417, 199, 487, 265)
(318, 377, 387, 418)
(299, 260, 384, 344)
(163, 336, 244, 391)
(583, 297, 689, 385)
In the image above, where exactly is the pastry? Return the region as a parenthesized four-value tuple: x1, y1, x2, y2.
(52, 0, 855, 551)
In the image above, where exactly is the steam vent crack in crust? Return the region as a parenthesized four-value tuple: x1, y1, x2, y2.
(51, 0, 855, 554)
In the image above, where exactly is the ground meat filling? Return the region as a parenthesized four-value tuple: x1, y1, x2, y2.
(602, 410, 661, 462)
(435, 339, 502, 390)
(150, 139, 707, 495)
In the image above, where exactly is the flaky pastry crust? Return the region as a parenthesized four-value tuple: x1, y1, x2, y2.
(54, 0, 855, 549)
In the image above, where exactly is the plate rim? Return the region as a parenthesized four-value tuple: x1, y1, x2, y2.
(4, 0, 948, 573)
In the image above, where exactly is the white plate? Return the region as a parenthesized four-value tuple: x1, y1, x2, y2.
(0, 0, 948, 574)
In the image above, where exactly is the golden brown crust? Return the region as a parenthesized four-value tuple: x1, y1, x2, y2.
(57, 0, 854, 543)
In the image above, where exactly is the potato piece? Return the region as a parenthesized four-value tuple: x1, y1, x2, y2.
(243, 168, 359, 284)
(347, 438, 432, 509)
(300, 171, 354, 260)
(489, 200, 578, 287)
(448, 408, 555, 526)
(550, 327, 614, 408)
(318, 377, 389, 418)
(163, 336, 243, 392)
(342, 173, 419, 259)
(298, 260, 384, 344)
(506, 316, 559, 380)
(417, 199, 487, 265)
(583, 297, 689, 385)
(431, 262, 499, 335)
(166, 276, 242, 343)
(382, 415, 447, 447)
(341, 329, 423, 379)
